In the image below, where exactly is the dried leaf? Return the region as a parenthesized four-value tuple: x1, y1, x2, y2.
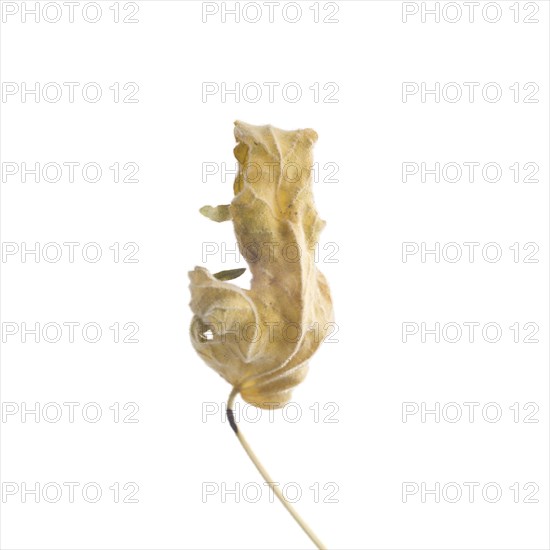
(189, 121, 333, 409)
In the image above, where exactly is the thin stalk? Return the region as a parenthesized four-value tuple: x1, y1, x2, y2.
(226, 387, 326, 550)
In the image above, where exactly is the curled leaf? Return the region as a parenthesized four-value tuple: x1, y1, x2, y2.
(189, 121, 333, 409)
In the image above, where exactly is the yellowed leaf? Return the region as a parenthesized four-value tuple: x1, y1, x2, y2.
(189, 121, 333, 409)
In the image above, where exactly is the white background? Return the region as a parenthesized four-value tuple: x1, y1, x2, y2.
(1, 1, 549, 549)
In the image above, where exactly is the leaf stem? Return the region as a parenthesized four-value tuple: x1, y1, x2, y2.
(226, 387, 327, 550)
